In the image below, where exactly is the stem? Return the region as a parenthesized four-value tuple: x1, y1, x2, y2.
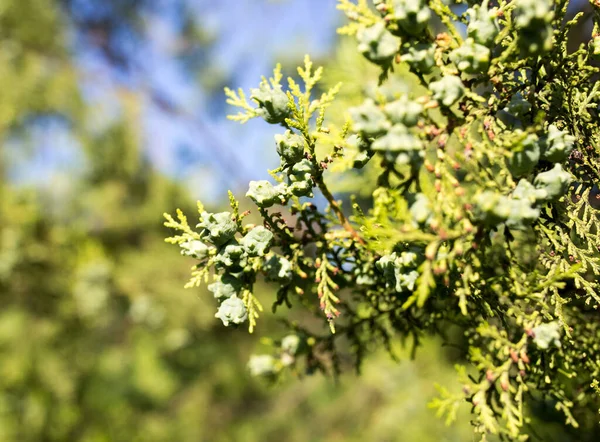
(306, 135, 365, 245)
(314, 171, 366, 245)
(430, 0, 463, 48)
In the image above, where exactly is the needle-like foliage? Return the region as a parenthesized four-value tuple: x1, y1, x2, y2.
(165, 1, 600, 438)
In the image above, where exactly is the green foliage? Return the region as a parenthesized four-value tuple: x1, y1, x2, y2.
(0, 0, 502, 441)
(165, 0, 600, 439)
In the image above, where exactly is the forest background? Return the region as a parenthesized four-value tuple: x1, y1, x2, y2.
(0, 1, 590, 440)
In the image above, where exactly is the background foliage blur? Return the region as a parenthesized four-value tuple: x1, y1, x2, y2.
(0, 1, 586, 440)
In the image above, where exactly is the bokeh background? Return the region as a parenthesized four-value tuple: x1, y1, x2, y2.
(0, 1, 589, 441)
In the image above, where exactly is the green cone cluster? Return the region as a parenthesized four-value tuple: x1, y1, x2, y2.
(246, 180, 288, 208)
(542, 124, 576, 163)
(350, 94, 425, 169)
(377, 251, 420, 293)
(180, 239, 213, 259)
(275, 130, 305, 167)
(263, 254, 293, 283)
(192, 211, 278, 327)
(251, 82, 291, 124)
(450, 38, 490, 74)
(430, 75, 465, 107)
(400, 43, 435, 74)
(475, 164, 572, 229)
(391, 0, 431, 36)
(247, 334, 302, 377)
(508, 132, 540, 177)
(247, 128, 315, 207)
(466, 0, 499, 47)
(357, 22, 399, 65)
(513, 0, 553, 55)
(215, 296, 248, 327)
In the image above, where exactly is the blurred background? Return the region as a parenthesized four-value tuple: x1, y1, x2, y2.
(0, 1, 587, 441)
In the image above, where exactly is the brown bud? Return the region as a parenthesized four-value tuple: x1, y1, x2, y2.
(433, 261, 448, 275)
(425, 242, 438, 260)
(435, 33, 452, 48)
(453, 243, 464, 256)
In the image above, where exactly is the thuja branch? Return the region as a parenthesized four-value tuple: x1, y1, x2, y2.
(164, 0, 600, 439)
